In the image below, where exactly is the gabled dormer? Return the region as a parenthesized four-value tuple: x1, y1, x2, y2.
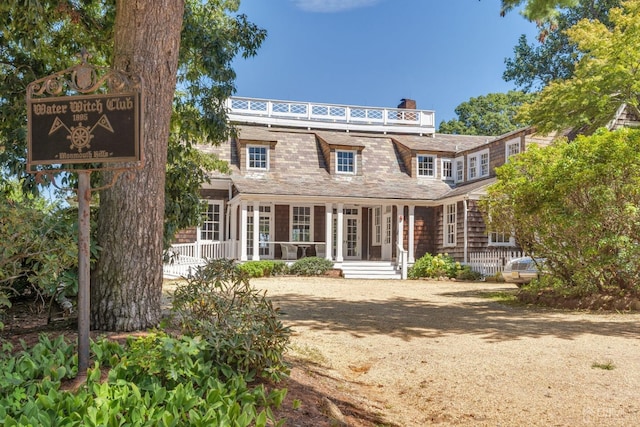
(234, 127, 277, 173)
(315, 132, 365, 176)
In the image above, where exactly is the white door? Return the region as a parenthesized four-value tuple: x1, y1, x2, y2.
(381, 206, 392, 260)
(247, 205, 273, 259)
(343, 208, 360, 260)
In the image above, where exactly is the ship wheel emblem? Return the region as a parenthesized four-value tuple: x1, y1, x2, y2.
(49, 115, 114, 153)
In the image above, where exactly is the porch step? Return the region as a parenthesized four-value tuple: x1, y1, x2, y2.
(337, 261, 402, 280)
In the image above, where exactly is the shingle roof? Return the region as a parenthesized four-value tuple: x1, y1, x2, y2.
(202, 124, 494, 201)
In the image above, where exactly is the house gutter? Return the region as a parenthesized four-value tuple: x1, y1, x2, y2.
(463, 198, 469, 264)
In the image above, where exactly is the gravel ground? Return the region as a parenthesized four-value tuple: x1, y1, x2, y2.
(251, 277, 640, 427)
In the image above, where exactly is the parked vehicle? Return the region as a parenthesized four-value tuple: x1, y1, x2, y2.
(503, 256, 545, 285)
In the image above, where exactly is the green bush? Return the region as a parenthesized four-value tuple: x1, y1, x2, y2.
(170, 259, 291, 381)
(0, 334, 286, 426)
(237, 260, 289, 278)
(288, 257, 334, 276)
(409, 253, 464, 279)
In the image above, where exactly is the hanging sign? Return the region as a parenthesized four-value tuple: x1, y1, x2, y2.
(28, 92, 141, 165)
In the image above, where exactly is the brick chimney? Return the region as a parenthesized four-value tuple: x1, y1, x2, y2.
(397, 98, 416, 109)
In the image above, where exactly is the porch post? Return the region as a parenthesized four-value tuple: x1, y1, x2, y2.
(408, 205, 415, 263)
(230, 203, 237, 259)
(325, 203, 333, 260)
(463, 199, 469, 264)
(396, 205, 405, 250)
(240, 200, 248, 261)
(336, 203, 344, 262)
(252, 202, 260, 261)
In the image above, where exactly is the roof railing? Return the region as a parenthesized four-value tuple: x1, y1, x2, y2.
(226, 96, 436, 136)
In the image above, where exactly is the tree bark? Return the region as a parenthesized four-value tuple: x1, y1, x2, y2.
(91, 0, 184, 331)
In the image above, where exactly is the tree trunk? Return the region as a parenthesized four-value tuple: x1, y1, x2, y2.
(91, 0, 184, 331)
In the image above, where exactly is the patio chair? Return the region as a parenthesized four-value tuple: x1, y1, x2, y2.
(315, 243, 326, 258)
(280, 243, 298, 260)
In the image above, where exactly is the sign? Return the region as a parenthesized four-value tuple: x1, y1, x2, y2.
(28, 92, 141, 166)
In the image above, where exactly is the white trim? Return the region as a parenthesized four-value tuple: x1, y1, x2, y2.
(289, 205, 314, 242)
(454, 156, 464, 183)
(417, 154, 436, 178)
(335, 149, 357, 174)
(443, 203, 457, 247)
(505, 138, 521, 161)
(372, 206, 382, 246)
(440, 158, 453, 181)
(488, 231, 516, 247)
(198, 200, 224, 243)
(246, 144, 269, 171)
(467, 148, 489, 181)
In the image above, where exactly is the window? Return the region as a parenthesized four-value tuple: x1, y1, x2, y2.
(455, 157, 464, 183)
(372, 206, 382, 246)
(469, 156, 477, 180)
(467, 149, 489, 180)
(417, 155, 435, 177)
(441, 158, 453, 181)
(247, 205, 273, 257)
(506, 140, 521, 160)
(201, 201, 223, 241)
(336, 150, 356, 174)
(291, 206, 312, 242)
(247, 145, 268, 170)
(489, 231, 515, 246)
(444, 203, 456, 247)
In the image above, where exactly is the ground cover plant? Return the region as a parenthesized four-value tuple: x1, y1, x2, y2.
(409, 253, 481, 280)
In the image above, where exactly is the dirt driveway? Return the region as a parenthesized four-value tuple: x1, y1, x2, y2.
(252, 277, 640, 427)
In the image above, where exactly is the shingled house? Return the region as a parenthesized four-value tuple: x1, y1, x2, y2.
(169, 97, 550, 278)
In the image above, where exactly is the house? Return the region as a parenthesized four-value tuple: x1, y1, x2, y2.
(169, 96, 551, 277)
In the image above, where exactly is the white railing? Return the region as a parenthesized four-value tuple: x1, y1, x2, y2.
(396, 243, 408, 280)
(163, 254, 206, 279)
(226, 97, 436, 135)
(164, 241, 233, 278)
(468, 250, 525, 277)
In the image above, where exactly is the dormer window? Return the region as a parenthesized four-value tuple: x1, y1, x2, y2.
(336, 150, 356, 174)
(441, 158, 453, 181)
(417, 155, 435, 178)
(247, 145, 268, 170)
(468, 149, 489, 180)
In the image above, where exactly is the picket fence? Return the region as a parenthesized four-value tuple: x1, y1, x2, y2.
(467, 250, 525, 277)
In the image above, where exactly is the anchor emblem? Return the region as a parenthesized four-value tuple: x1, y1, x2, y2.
(49, 115, 114, 152)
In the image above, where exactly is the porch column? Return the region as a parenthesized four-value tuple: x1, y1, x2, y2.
(336, 203, 344, 262)
(252, 202, 260, 261)
(325, 203, 333, 261)
(463, 199, 469, 264)
(240, 200, 248, 261)
(408, 205, 415, 263)
(230, 203, 237, 258)
(396, 205, 405, 250)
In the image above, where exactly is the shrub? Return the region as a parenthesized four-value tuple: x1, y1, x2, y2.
(288, 257, 334, 276)
(409, 253, 463, 279)
(0, 334, 286, 426)
(237, 260, 289, 278)
(456, 265, 483, 281)
(170, 259, 291, 381)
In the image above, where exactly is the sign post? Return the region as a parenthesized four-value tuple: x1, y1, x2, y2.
(26, 51, 143, 376)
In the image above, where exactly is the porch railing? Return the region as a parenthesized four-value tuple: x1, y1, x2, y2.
(396, 243, 408, 280)
(226, 97, 436, 135)
(467, 250, 525, 277)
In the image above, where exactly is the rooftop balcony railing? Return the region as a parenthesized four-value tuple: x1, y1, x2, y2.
(226, 97, 436, 136)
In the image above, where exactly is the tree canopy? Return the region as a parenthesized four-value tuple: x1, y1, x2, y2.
(516, 0, 640, 134)
(438, 91, 536, 135)
(503, 0, 620, 92)
(482, 128, 640, 293)
(500, 0, 579, 21)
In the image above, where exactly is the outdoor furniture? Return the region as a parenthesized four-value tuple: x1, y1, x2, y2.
(280, 243, 298, 260)
(315, 243, 326, 258)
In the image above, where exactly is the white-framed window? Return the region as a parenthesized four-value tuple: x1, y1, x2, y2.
(455, 157, 464, 183)
(489, 231, 515, 247)
(444, 203, 456, 247)
(467, 149, 489, 180)
(506, 140, 521, 160)
(247, 205, 273, 257)
(372, 206, 382, 246)
(441, 158, 453, 181)
(200, 201, 223, 241)
(336, 150, 356, 174)
(247, 145, 268, 170)
(417, 155, 435, 177)
(291, 206, 312, 242)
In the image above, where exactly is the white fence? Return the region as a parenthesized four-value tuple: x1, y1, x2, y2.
(468, 250, 525, 277)
(163, 241, 238, 278)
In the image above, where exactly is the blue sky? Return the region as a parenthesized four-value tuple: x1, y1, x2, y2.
(231, 0, 539, 127)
